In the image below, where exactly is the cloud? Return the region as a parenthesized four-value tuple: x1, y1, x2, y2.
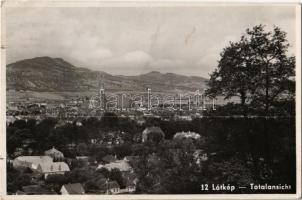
(6, 6, 297, 77)
(120, 51, 152, 65)
(94, 48, 113, 58)
(149, 58, 184, 69)
(71, 48, 112, 64)
(85, 50, 154, 74)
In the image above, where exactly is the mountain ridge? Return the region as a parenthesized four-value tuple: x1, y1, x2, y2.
(7, 56, 208, 93)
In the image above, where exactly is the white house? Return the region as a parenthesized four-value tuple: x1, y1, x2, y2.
(99, 180, 120, 194)
(125, 173, 138, 193)
(13, 156, 53, 170)
(173, 131, 201, 140)
(97, 159, 132, 172)
(37, 162, 70, 179)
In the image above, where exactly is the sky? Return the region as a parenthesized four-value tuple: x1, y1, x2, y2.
(6, 6, 297, 78)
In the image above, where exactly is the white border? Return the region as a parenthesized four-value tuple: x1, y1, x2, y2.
(0, 2, 301, 200)
(294, 4, 301, 200)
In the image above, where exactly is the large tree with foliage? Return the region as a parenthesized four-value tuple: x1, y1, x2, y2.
(206, 38, 255, 106)
(206, 25, 295, 114)
(245, 25, 295, 113)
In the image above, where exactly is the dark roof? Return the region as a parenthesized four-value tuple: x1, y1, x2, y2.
(102, 155, 117, 163)
(22, 185, 57, 195)
(124, 156, 139, 162)
(62, 183, 85, 194)
(125, 173, 138, 187)
(96, 178, 107, 186)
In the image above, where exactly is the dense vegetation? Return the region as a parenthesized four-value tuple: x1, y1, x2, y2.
(7, 114, 296, 193)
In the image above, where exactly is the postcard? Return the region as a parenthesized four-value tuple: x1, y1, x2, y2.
(0, 1, 301, 199)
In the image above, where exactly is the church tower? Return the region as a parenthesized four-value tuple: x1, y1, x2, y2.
(98, 74, 106, 110)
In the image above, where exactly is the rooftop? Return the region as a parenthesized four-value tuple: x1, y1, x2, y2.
(98, 159, 132, 172)
(38, 162, 70, 173)
(62, 183, 85, 194)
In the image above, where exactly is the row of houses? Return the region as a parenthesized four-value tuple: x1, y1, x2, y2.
(12, 146, 138, 195)
(16, 183, 85, 195)
(12, 155, 70, 179)
(97, 157, 138, 193)
(15, 175, 134, 195)
(142, 126, 203, 142)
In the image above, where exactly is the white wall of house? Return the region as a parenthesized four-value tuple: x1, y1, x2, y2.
(110, 188, 120, 194)
(60, 185, 69, 195)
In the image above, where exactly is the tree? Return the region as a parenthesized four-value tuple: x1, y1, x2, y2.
(46, 131, 68, 151)
(96, 167, 110, 178)
(84, 180, 99, 193)
(45, 174, 68, 185)
(207, 156, 254, 187)
(109, 168, 125, 188)
(206, 24, 295, 115)
(245, 25, 295, 114)
(45, 174, 69, 193)
(7, 127, 21, 155)
(113, 143, 132, 158)
(76, 143, 88, 156)
(206, 38, 255, 106)
(11, 120, 27, 129)
(34, 118, 58, 152)
(65, 167, 94, 183)
(101, 112, 118, 128)
(7, 163, 32, 193)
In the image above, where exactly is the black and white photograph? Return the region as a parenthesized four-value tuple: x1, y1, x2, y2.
(1, 2, 301, 199)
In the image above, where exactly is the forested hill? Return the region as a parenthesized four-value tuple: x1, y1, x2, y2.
(7, 57, 208, 93)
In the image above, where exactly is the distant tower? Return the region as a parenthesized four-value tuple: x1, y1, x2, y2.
(98, 74, 106, 110)
(147, 88, 151, 110)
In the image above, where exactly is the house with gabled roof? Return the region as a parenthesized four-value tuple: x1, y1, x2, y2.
(13, 156, 53, 170)
(60, 183, 85, 195)
(44, 147, 64, 159)
(125, 172, 138, 193)
(102, 155, 117, 163)
(97, 159, 132, 172)
(37, 162, 70, 179)
(99, 180, 120, 194)
(123, 156, 138, 163)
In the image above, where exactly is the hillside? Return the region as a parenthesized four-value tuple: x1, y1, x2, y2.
(7, 57, 208, 93)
